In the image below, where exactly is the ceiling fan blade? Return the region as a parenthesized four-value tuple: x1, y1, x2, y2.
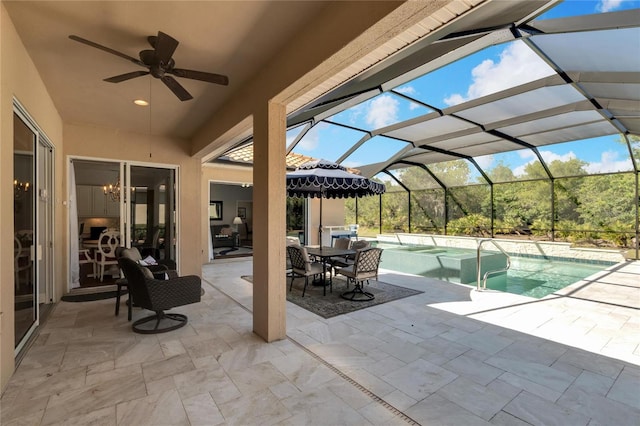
(161, 76, 193, 101)
(147, 35, 158, 49)
(69, 35, 145, 67)
(104, 71, 150, 83)
(154, 31, 179, 65)
(169, 68, 229, 86)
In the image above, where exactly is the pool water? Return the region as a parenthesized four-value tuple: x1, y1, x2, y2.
(491, 257, 609, 298)
(377, 243, 613, 299)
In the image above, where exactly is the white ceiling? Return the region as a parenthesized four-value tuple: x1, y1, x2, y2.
(4, 1, 328, 139)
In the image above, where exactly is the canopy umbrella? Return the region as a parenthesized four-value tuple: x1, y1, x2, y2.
(286, 159, 386, 246)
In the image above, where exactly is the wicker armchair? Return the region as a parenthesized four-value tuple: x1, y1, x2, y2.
(335, 247, 383, 301)
(286, 245, 324, 297)
(115, 247, 177, 319)
(330, 239, 371, 273)
(117, 257, 201, 334)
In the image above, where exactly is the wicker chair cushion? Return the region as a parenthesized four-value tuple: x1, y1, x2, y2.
(286, 245, 323, 275)
(140, 266, 154, 280)
(120, 247, 143, 262)
(336, 247, 382, 281)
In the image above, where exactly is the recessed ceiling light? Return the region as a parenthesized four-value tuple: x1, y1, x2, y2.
(134, 99, 149, 106)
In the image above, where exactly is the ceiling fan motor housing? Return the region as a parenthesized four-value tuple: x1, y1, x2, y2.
(139, 50, 175, 78)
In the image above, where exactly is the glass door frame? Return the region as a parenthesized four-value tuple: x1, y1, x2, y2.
(67, 158, 180, 288)
(123, 161, 180, 268)
(14, 99, 55, 355)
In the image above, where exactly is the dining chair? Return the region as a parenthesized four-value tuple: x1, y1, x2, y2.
(95, 230, 120, 281)
(78, 248, 96, 280)
(285, 237, 301, 278)
(333, 237, 351, 250)
(350, 240, 370, 251)
(14, 235, 31, 291)
(328, 237, 353, 274)
(286, 244, 324, 297)
(335, 247, 383, 301)
(331, 239, 371, 273)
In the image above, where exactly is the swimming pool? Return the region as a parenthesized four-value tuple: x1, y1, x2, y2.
(499, 256, 611, 298)
(375, 243, 615, 299)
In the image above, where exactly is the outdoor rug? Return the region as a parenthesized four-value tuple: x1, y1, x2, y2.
(213, 246, 253, 259)
(61, 290, 124, 302)
(241, 275, 423, 319)
(61, 287, 204, 303)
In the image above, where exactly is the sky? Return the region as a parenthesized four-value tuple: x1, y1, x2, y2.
(289, 0, 639, 180)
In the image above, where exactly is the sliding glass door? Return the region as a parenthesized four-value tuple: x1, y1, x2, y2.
(126, 165, 177, 264)
(14, 105, 54, 352)
(69, 159, 177, 289)
(14, 112, 36, 347)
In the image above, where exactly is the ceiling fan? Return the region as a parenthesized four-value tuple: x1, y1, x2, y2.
(69, 31, 229, 101)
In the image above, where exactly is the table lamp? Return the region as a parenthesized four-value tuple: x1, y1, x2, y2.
(233, 216, 243, 232)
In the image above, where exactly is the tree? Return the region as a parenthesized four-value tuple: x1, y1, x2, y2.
(486, 162, 515, 182)
(427, 160, 472, 186)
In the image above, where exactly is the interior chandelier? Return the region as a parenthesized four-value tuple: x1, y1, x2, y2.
(14, 179, 30, 200)
(103, 179, 120, 201)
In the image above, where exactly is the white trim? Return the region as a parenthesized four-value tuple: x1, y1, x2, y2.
(12, 98, 56, 356)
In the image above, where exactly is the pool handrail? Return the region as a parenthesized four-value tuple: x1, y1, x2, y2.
(477, 239, 511, 291)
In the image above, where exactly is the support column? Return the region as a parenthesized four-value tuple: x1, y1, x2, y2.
(252, 101, 286, 342)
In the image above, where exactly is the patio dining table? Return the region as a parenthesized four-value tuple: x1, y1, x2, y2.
(305, 246, 355, 295)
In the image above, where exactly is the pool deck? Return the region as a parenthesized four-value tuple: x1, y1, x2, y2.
(1, 260, 638, 425)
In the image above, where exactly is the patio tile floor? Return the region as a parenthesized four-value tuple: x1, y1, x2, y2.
(1, 259, 638, 425)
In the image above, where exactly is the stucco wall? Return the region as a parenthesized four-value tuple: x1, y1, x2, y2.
(1, 3, 64, 391)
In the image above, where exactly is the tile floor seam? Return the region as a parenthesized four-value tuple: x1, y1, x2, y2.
(202, 277, 421, 425)
(465, 296, 563, 317)
(560, 294, 640, 311)
(604, 368, 624, 401)
(489, 387, 528, 424)
(491, 390, 534, 426)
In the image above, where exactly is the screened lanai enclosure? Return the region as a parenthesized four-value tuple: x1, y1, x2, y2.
(216, 1, 640, 253)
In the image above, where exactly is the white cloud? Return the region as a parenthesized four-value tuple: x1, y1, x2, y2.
(509, 150, 632, 176)
(511, 151, 532, 175)
(475, 154, 494, 170)
(512, 164, 527, 177)
(377, 173, 395, 183)
(539, 150, 576, 164)
(366, 95, 399, 128)
(296, 123, 328, 151)
(394, 86, 422, 110)
(344, 104, 366, 126)
(597, 0, 625, 12)
(585, 150, 632, 173)
(518, 149, 535, 160)
(443, 93, 467, 106)
(444, 41, 555, 106)
(396, 85, 417, 95)
(341, 160, 362, 169)
(511, 150, 576, 176)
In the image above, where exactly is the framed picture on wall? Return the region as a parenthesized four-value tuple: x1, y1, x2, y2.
(237, 207, 246, 219)
(209, 201, 223, 220)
